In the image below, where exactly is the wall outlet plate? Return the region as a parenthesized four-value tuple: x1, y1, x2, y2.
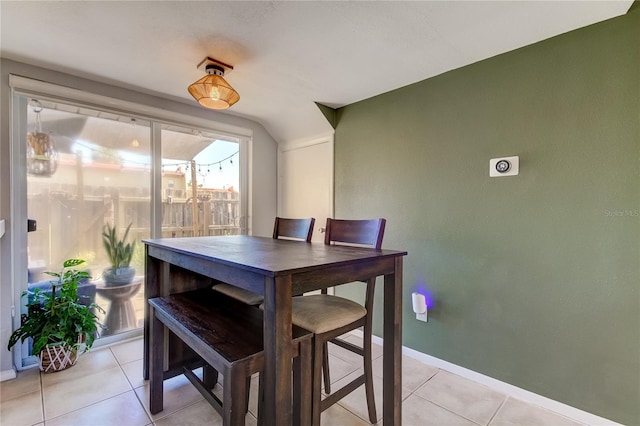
(490, 156, 519, 177)
(0, 219, 5, 238)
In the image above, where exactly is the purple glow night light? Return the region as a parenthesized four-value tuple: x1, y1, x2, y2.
(414, 279, 434, 309)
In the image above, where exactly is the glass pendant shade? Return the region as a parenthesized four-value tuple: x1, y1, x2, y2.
(27, 132, 58, 176)
(188, 72, 240, 110)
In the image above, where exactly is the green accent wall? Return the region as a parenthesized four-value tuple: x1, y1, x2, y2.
(315, 102, 337, 129)
(334, 8, 639, 425)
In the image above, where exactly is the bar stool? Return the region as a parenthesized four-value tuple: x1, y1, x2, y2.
(291, 218, 386, 425)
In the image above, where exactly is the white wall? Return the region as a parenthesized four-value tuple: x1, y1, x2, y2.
(0, 59, 278, 375)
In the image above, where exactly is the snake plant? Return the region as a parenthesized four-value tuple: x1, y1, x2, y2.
(102, 222, 135, 269)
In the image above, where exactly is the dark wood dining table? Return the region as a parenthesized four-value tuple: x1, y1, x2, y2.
(142, 235, 407, 426)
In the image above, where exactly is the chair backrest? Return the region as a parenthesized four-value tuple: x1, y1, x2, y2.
(323, 218, 386, 249)
(273, 217, 315, 242)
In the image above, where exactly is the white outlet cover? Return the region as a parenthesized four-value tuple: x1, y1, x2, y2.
(0, 219, 5, 238)
(490, 156, 519, 177)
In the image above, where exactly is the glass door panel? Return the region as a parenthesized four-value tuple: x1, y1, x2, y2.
(26, 100, 151, 341)
(160, 125, 241, 238)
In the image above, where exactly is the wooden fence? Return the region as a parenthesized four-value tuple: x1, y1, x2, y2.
(27, 182, 241, 269)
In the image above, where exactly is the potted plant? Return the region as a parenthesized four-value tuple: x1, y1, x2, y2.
(102, 222, 136, 285)
(7, 258, 104, 373)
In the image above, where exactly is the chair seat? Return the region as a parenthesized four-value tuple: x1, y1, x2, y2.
(212, 283, 264, 306)
(291, 294, 367, 334)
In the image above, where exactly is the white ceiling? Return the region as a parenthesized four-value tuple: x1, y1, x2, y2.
(0, 1, 632, 144)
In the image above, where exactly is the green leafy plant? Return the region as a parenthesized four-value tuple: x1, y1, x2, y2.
(7, 259, 104, 355)
(102, 222, 135, 269)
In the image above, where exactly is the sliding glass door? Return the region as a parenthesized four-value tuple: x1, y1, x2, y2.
(13, 94, 245, 368)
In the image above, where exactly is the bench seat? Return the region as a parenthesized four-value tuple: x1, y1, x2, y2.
(148, 288, 312, 426)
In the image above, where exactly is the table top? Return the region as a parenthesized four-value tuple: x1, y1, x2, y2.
(143, 235, 407, 277)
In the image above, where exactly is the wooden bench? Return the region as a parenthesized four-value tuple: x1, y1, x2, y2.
(148, 289, 312, 426)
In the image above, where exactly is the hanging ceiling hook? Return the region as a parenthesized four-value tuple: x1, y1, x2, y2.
(30, 99, 43, 113)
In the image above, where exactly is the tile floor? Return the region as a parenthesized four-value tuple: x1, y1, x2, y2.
(0, 335, 583, 426)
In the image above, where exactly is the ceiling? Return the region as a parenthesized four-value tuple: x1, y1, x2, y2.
(0, 1, 633, 144)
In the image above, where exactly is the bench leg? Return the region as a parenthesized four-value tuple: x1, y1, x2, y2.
(224, 367, 247, 426)
(203, 364, 219, 389)
(149, 306, 164, 414)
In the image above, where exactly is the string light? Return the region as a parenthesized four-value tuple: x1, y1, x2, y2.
(65, 142, 238, 175)
(161, 150, 238, 177)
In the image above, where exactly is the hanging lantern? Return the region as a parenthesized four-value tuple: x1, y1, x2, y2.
(26, 100, 58, 177)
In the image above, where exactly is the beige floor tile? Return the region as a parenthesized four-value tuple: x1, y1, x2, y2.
(325, 353, 360, 390)
(154, 399, 257, 426)
(330, 367, 411, 424)
(110, 338, 144, 365)
(372, 354, 439, 392)
(321, 403, 371, 425)
(0, 367, 40, 402)
(0, 389, 44, 426)
(121, 358, 145, 389)
(402, 394, 478, 426)
(41, 347, 119, 387)
(43, 365, 132, 419)
(134, 373, 204, 421)
(45, 390, 150, 426)
(0, 336, 588, 426)
(327, 341, 363, 365)
(490, 398, 583, 426)
(415, 370, 506, 425)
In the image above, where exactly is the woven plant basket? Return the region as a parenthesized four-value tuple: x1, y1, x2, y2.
(37, 344, 79, 373)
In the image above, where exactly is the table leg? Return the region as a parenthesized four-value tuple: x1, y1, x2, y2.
(294, 338, 312, 426)
(144, 253, 167, 380)
(262, 275, 293, 426)
(149, 305, 164, 414)
(383, 257, 403, 426)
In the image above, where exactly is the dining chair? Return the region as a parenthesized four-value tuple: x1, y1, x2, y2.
(290, 218, 386, 425)
(209, 216, 315, 418)
(212, 216, 315, 305)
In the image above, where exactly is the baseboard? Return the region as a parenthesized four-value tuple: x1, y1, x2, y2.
(0, 368, 17, 382)
(350, 330, 621, 426)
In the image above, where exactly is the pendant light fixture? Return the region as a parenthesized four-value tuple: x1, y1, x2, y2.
(188, 57, 240, 110)
(26, 99, 58, 177)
